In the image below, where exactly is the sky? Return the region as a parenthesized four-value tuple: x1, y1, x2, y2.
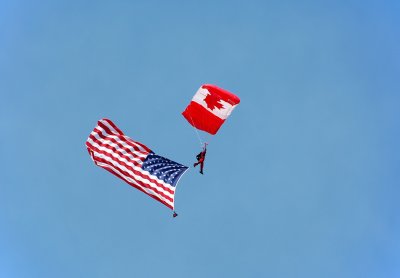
(1, 0, 400, 277)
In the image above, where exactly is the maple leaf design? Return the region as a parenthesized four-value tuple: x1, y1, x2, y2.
(203, 93, 224, 111)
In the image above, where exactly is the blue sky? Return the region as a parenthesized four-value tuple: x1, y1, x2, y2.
(1, 0, 399, 277)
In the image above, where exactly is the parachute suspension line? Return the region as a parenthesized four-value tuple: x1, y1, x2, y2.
(187, 112, 204, 147)
(193, 126, 204, 147)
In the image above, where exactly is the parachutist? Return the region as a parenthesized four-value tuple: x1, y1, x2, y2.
(194, 143, 207, 174)
(173, 211, 178, 218)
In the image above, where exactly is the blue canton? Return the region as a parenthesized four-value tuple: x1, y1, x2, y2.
(142, 153, 188, 187)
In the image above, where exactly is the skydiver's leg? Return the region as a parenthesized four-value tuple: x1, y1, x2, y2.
(200, 162, 204, 174)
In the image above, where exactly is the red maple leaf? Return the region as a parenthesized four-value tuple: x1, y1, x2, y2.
(204, 93, 224, 110)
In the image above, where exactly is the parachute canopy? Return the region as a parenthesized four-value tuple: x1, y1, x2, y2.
(182, 84, 240, 135)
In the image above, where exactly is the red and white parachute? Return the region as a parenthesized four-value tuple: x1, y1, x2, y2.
(182, 84, 240, 137)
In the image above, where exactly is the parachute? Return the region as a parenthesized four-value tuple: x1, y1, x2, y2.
(182, 84, 240, 137)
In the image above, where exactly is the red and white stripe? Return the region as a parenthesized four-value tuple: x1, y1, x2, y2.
(86, 119, 176, 210)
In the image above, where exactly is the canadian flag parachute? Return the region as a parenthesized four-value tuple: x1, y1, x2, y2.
(182, 84, 240, 135)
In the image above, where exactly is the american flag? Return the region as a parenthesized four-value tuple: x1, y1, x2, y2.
(86, 119, 188, 211)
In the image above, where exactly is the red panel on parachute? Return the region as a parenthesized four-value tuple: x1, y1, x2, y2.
(182, 84, 240, 135)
